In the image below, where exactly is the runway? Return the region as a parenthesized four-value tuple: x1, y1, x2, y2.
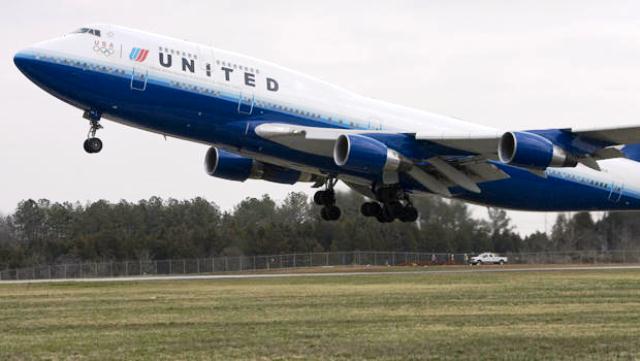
(2, 264, 640, 284)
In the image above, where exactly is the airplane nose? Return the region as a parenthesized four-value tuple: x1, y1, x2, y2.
(14, 50, 34, 77)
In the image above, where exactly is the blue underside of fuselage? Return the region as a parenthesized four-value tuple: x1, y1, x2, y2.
(14, 52, 640, 211)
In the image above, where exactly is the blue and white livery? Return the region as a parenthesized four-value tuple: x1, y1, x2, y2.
(14, 24, 640, 222)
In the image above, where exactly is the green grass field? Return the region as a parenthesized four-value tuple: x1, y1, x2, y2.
(1, 268, 640, 360)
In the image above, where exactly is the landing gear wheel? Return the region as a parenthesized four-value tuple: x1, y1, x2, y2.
(376, 210, 394, 223)
(83, 137, 103, 154)
(320, 207, 329, 220)
(316, 178, 340, 221)
(83, 110, 104, 154)
(399, 206, 418, 223)
(314, 190, 335, 206)
(360, 202, 382, 217)
(386, 202, 404, 219)
(321, 205, 341, 221)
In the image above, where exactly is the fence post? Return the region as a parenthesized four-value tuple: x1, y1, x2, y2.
(197, 259, 200, 274)
(183, 259, 186, 274)
(48, 265, 52, 279)
(212, 257, 215, 273)
(224, 257, 228, 272)
(253, 256, 256, 271)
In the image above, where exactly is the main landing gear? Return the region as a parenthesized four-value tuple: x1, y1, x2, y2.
(361, 186, 418, 223)
(314, 178, 341, 221)
(82, 110, 103, 154)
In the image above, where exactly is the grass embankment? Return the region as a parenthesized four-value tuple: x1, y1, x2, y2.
(1, 269, 639, 360)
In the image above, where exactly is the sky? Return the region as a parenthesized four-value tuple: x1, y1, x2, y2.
(2, 0, 640, 234)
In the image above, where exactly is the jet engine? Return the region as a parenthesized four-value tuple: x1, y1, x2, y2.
(205, 147, 319, 184)
(333, 134, 409, 174)
(498, 131, 577, 169)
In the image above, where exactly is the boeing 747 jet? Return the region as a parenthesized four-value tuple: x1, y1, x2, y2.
(14, 24, 640, 222)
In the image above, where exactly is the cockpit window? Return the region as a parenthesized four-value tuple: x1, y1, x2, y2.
(72, 28, 101, 37)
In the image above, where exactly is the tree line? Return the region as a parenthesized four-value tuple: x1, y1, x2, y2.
(0, 191, 638, 269)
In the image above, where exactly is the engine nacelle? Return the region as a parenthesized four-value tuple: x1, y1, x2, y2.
(205, 147, 258, 181)
(498, 131, 577, 169)
(333, 134, 407, 174)
(205, 147, 319, 184)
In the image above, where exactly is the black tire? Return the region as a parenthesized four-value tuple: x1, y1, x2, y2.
(400, 206, 418, 222)
(314, 190, 335, 206)
(327, 206, 341, 221)
(85, 137, 103, 153)
(376, 207, 395, 223)
(83, 138, 93, 153)
(361, 202, 381, 217)
(313, 191, 326, 205)
(320, 206, 341, 221)
(320, 206, 330, 220)
(360, 202, 372, 217)
(387, 202, 404, 219)
(499, 260, 504, 265)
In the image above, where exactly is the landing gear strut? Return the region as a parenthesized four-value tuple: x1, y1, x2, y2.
(83, 110, 103, 154)
(360, 186, 419, 223)
(314, 178, 341, 221)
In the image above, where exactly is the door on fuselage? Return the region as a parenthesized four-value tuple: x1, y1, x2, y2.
(237, 92, 255, 115)
(608, 181, 624, 202)
(130, 67, 148, 91)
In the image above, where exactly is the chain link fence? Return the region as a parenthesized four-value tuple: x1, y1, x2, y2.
(2, 250, 640, 281)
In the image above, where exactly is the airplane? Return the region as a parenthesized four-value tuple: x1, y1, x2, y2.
(13, 24, 640, 223)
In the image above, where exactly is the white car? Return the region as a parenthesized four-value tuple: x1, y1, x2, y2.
(469, 252, 507, 265)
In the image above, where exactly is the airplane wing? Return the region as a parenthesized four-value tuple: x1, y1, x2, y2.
(255, 123, 508, 196)
(255, 123, 640, 196)
(254, 123, 382, 157)
(414, 132, 502, 157)
(572, 125, 640, 145)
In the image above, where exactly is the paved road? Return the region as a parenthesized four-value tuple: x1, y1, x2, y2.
(2, 264, 640, 284)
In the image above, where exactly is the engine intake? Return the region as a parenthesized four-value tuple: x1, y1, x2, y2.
(498, 131, 577, 169)
(205, 147, 320, 184)
(333, 134, 409, 174)
(205, 147, 257, 181)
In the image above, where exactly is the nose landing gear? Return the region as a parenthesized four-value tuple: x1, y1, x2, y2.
(83, 110, 103, 154)
(314, 178, 341, 221)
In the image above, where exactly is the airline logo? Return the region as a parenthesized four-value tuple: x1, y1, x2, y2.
(129, 48, 149, 62)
